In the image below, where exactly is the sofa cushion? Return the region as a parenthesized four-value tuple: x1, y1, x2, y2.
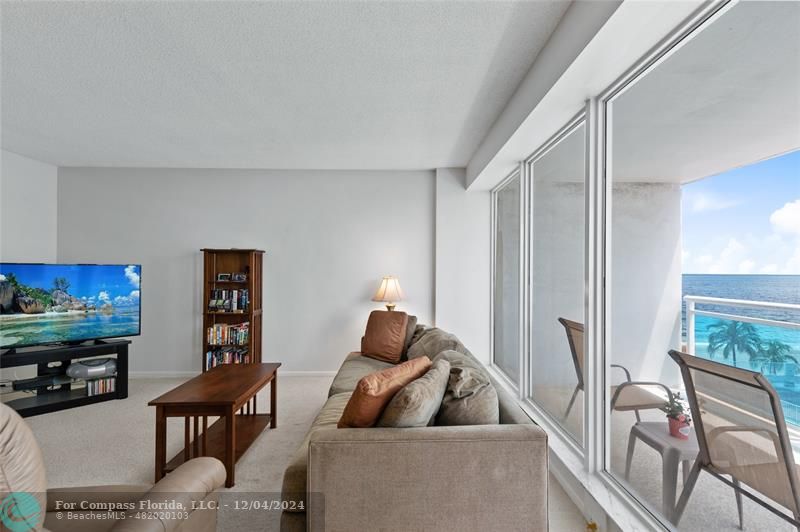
(281, 392, 351, 512)
(377, 358, 450, 428)
(401, 315, 418, 359)
(434, 349, 486, 375)
(409, 323, 428, 347)
(361, 310, 409, 363)
(435, 352, 499, 426)
(338, 357, 432, 428)
(328, 352, 394, 397)
(406, 327, 471, 360)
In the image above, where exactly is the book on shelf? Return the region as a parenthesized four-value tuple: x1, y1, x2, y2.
(86, 376, 116, 396)
(205, 347, 250, 370)
(208, 288, 249, 312)
(207, 322, 249, 346)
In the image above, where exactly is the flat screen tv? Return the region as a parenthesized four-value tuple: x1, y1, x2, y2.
(0, 263, 141, 349)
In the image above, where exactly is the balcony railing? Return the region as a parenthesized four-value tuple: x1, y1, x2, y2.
(684, 295, 800, 356)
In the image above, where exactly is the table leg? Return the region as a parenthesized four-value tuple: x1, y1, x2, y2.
(681, 460, 691, 485)
(155, 406, 166, 482)
(662, 448, 681, 522)
(253, 395, 257, 415)
(184, 417, 191, 460)
(202, 416, 208, 455)
(270, 374, 277, 429)
(225, 405, 236, 487)
(193, 416, 200, 457)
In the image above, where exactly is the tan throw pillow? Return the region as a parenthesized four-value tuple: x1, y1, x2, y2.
(338, 356, 432, 428)
(434, 352, 499, 426)
(360, 310, 409, 363)
(377, 358, 450, 428)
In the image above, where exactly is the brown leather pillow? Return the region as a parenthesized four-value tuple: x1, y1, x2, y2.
(338, 356, 432, 428)
(361, 310, 409, 363)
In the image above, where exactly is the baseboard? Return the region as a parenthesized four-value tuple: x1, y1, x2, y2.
(129, 370, 337, 379)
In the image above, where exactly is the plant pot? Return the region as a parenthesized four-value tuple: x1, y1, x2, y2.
(668, 417, 691, 440)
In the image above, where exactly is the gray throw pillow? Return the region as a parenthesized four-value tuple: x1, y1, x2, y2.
(406, 328, 468, 360)
(435, 352, 499, 426)
(377, 358, 451, 427)
(401, 315, 418, 358)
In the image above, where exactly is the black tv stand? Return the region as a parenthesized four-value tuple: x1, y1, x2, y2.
(1, 340, 129, 417)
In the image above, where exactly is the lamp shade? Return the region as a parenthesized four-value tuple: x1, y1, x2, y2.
(372, 276, 404, 303)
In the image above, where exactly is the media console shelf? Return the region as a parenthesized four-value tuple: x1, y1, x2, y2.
(1, 339, 129, 417)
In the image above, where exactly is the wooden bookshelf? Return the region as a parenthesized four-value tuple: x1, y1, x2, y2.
(201, 249, 264, 372)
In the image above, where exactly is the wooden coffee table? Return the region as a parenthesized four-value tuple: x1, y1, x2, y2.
(148, 362, 280, 487)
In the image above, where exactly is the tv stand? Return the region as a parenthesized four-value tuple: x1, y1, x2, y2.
(1, 340, 129, 417)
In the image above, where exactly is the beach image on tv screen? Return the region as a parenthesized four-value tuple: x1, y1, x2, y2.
(0, 264, 141, 348)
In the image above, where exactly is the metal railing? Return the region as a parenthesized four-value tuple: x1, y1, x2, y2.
(684, 295, 800, 356)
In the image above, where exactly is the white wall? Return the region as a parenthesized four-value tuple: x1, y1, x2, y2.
(434, 168, 490, 363)
(57, 168, 435, 375)
(530, 180, 585, 390)
(0, 150, 58, 262)
(610, 182, 682, 388)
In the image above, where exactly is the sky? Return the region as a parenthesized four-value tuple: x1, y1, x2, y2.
(682, 149, 800, 275)
(0, 264, 140, 306)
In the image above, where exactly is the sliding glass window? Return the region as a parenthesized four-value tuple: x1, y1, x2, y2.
(493, 172, 521, 386)
(604, 2, 800, 529)
(526, 119, 586, 447)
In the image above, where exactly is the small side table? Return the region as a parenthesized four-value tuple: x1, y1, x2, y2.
(624, 421, 698, 521)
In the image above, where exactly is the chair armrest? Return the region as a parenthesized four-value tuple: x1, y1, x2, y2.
(111, 457, 226, 532)
(307, 425, 548, 532)
(610, 380, 673, 410)
(610, 364, 633, 382)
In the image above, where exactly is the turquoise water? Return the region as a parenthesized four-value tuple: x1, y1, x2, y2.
(682, 274, 800, 424)
(0, 309, 140, 348)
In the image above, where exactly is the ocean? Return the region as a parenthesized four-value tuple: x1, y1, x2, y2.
(682, 274, 800, 423)
(0, 309, 140, 348)
(682, 274, 800, 354)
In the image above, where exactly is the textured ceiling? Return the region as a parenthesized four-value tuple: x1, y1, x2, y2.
(1, 1, 569, 169)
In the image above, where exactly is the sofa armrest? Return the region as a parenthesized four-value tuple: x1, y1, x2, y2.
(46, 485, 153, 512)
(308, 425, 548, 532)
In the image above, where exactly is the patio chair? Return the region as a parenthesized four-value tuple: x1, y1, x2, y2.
(558, 317, 673, 421)
(669, 349, 800, 529)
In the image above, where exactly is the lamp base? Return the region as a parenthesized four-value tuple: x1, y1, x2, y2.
(385, 303, 396, 311)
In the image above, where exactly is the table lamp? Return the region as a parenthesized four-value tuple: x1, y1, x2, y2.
(372, 276, 404, 311)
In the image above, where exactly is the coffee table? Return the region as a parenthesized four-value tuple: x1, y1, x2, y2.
(149, 362, 281, 487)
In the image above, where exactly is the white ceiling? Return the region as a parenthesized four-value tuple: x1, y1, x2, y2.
(525, 1, 800, 185)
(1, 1, 570, 169)
(612, 1, 800, 183)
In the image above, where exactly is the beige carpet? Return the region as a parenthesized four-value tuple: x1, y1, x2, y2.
(25, 377, 586, 532)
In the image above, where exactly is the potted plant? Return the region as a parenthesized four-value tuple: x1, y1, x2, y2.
(664, 392, 692, 440)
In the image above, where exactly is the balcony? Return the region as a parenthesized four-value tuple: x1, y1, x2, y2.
(684, 295, 800, 428)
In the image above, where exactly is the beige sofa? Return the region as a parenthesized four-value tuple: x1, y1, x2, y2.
(280, 327, 549, 532)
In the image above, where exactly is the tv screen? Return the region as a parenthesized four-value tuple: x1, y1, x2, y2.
(0, 263, 141, 349)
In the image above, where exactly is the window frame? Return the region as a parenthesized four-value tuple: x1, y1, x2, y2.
(490, 168, 524, 394)
(520, 111, 588, 451)
(596, 0, 736, 523)
(486, 1, 741, 530)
